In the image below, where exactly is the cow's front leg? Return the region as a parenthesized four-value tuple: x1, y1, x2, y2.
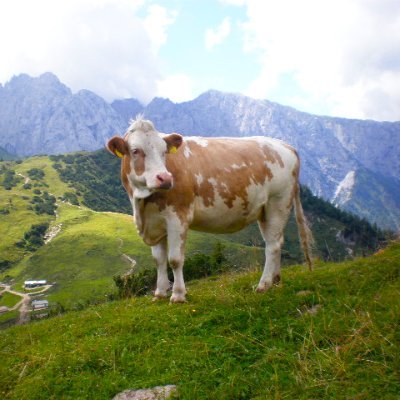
(167, 221, 188, 303)
(151, 238, 169, 300)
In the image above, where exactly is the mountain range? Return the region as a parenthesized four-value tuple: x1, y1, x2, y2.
(0, 72, 399, 230)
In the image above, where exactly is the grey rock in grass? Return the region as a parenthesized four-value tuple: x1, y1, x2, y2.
(112, 385, 177, 400)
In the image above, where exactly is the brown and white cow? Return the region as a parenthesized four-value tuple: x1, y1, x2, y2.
(107, 117, 313, 303)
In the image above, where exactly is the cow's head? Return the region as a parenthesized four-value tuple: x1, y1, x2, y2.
(107, 118, 182, 198)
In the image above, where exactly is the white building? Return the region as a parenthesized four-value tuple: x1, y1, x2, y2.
(31, 300, 49, 310)
(24, 280, 47, 288)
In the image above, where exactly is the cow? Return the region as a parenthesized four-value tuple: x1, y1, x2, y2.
(107, 117, 313, 303)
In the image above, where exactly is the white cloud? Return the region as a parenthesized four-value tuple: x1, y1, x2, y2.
(0, 0, 177, 103)
(143, 4, 177, 55)
(239, 0, 400, 121)
(156, 74, 194, 103)
(205, 17, 231, 51)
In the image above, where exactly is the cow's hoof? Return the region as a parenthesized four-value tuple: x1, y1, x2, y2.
(256, 283, 272, 292)
(152, 295, 167, 302)
(170, 294, 187, 303)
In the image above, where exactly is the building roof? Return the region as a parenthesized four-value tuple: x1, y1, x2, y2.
(31, 300, 49, 306)
(24, 280, 47, 285)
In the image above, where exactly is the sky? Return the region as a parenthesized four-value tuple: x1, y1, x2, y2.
(0, 0, 399, 121)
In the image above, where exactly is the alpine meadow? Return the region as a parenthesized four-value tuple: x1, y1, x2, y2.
(2, 0, 400, 396)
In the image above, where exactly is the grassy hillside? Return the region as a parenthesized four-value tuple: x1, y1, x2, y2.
(0, 157, 70, 269)
(0, 242, 399, 399)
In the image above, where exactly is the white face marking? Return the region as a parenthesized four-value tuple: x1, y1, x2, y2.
(126, 129, 169, 198)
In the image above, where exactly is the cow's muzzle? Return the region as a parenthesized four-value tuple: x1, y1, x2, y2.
(155, 173, 173, 190)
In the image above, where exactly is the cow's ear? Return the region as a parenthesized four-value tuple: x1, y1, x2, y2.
(164, 133, 183, 154)
(107, 136, 129, 158)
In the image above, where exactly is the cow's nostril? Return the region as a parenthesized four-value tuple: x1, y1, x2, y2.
(155, 173, 172, 189)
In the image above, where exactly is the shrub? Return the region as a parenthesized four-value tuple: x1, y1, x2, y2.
(114, 268, 157, 298)
(62, 192, 79, 205)
(27, 168, 45, 181)
(16, 222, 49, 251)
(1, 169, 22, 190)
(114, 242, 229, 299)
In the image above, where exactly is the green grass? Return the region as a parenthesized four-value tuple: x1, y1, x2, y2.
(0, 309, 19, 325)
(0, 158, 61, 267)
(13, 156, 71, 197)
(0, 242, 399, 399)
(0, 292, 21, 308)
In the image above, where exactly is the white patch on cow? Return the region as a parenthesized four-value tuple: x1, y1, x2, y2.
(195, 174, 204, 185)
(183, 144, 192, 158)
(187, 137, 208, 147)
(165, 206, 188, 303)
(231, 163, 247, 170)
(125, 118, 171, 194)
(128, 117, 155, 133)
(207, 177, 218, 186)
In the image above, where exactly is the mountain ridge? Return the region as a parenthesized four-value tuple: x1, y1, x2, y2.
(0, 72, 399, 230)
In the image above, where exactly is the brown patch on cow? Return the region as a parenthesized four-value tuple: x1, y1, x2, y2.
(133, 149, 145, 176)
(170, 140, 279, 214)
(262, 144, 285, 168)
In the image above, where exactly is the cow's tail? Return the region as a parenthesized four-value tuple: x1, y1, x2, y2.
(293, 183, 314, 271)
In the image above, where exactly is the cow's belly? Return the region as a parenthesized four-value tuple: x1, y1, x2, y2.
(189, 186, 268, 233)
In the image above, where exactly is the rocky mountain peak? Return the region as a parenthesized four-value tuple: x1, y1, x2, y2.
(0, 72, 399, 230)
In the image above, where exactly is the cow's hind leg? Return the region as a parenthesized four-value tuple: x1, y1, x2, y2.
(151, 237, 169, 300)
(257, 193, 292, 292)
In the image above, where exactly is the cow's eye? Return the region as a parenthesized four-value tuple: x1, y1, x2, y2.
(132, 149, 140, 155)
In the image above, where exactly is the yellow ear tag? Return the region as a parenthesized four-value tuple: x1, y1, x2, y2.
(115, 150, 123, 158)
(169, 146, 178, 154)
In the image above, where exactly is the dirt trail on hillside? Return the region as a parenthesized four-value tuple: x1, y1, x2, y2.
(17, 173, 30, 185)
(118, 238, 137, 272)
